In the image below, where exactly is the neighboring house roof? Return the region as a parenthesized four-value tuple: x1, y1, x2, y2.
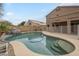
(0, 19, 11, 24)
(0, 19, 8, 22)
(25, 20, 46, 25)
(0, 19, 15, 27)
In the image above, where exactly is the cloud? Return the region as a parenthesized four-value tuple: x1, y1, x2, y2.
(41, 9, 46, 13)
(6, 12, 16, 20)
(4, 12, 19, 25)
(4, 12, 27, 25)
(6, 12, 14, 16)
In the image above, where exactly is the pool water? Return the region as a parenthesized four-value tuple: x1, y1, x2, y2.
(5, 32, 75, 55)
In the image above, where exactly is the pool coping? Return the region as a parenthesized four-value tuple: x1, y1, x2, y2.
(42, 31, 79, 56)
(10, 31, 79, 56)
(10, 41, 43, 56)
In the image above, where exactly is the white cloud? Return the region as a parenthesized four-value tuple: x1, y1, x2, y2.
(6, 12, 14, 16)
(4, 12, 27, 25)
(6, 12, 16, 20)
(4, 12, 19, 25)
(41, 9, 46, 13)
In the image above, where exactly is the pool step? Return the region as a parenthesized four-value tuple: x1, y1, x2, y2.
(50, 40, 68, 55)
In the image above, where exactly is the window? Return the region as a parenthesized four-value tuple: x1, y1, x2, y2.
(52, 23, 54, 27)
(29, 23, 31, 25)
(56, 14, 59, 16)
(56, 7, 60, 11)
(47, 25, 49, 27)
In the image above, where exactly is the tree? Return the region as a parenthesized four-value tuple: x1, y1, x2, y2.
(0, 21, 12, 36)
(18, 21, 25, 26)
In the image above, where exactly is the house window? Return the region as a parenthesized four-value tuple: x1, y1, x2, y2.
(56, 14, 59, 16)
(56, 7, 60, 11)
(47, 25, 49, 27)
(52, 23, 54, 27)
(29, 23, 31, 25)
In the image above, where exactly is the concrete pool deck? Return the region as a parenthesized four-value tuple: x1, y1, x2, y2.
(10, 31, 79, 56)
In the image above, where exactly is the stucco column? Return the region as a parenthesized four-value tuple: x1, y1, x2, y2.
(60, 26, 63, 33)
(77, 24, 79, 36)
(67, 20, 71, 34)
(53, 26, 55, 32)
(51, 26, 54, 32)
(47, 24, 51, 32)
(51, 23, 54, 32)
(54, 24, 56, 32)
(46, 24, 49, 31)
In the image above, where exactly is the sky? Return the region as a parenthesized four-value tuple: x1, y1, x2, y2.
(3, 3, 59, 25)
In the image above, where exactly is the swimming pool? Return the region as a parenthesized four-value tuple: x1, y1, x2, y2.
(5, 32, 75, 55)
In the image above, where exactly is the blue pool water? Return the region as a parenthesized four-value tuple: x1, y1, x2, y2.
(5, 32, 75, 55)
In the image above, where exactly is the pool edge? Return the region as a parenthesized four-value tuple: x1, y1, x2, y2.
(10, 41, 43, 56)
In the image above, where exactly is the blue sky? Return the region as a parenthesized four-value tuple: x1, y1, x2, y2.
(3, 3, 59, 25)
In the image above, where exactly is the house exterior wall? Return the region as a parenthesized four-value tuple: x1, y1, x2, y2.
(46, 6, 79, 35)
